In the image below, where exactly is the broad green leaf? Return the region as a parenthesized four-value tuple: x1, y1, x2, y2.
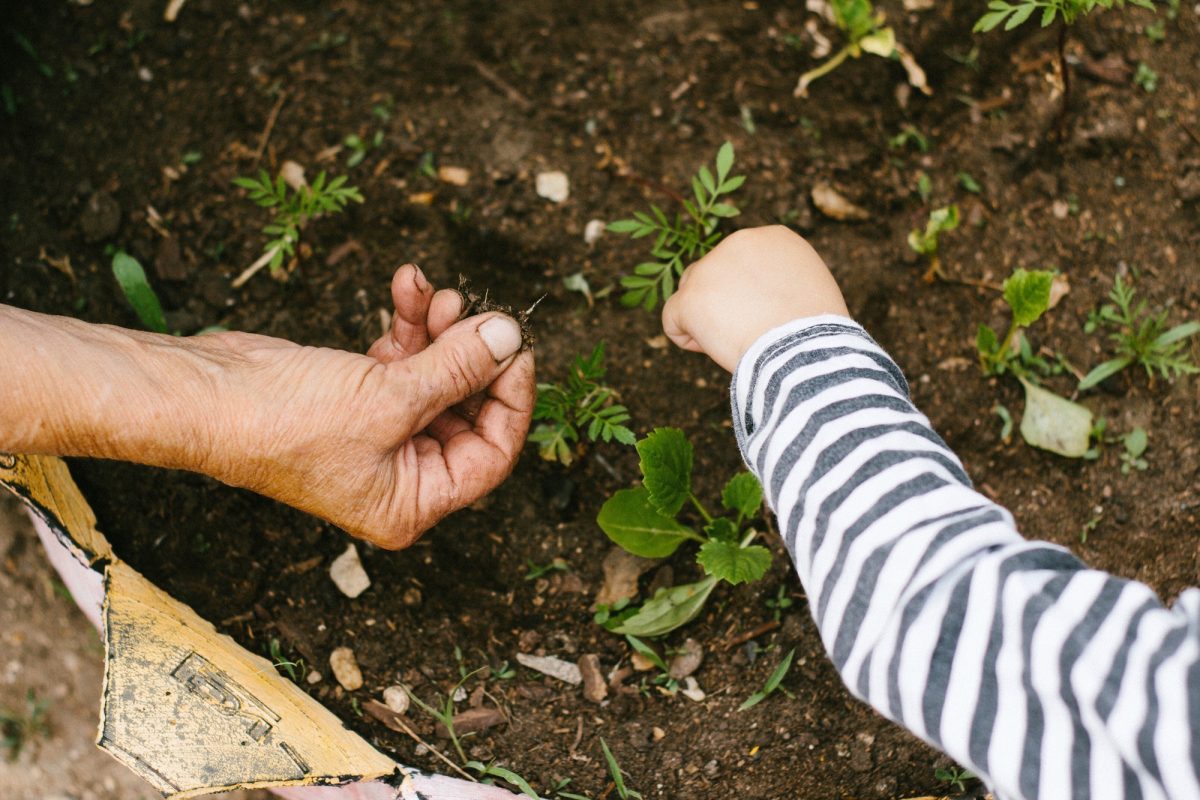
(625, 634, 668, 671)
(636, 427, 693, 517)
(929, 204, 960, 234)
(1005, 3, 1035, 29)
(1019, 379, 1093, 458)
(715, 141, 735, 182)
(1124, 427, 1148, 458)
(976, 323, 999, 359)
(859, 27, 896, 58)
(610, 577, 718, 637)
(697, 540, 772, 585)
(1003, 268, 1056, 328)
(704, 518, 738, 543)
(597, 487, 692, 558)
(111, 252, 168, 334)
(1078, 357, 1131, 391)
(721, 472, 763, 518)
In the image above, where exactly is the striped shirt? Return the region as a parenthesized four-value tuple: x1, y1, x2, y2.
(730, 316, 1200, 800)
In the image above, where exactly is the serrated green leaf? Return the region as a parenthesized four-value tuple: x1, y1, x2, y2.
(1003, 268, 1056, 328)
(721, 472, 763, 519)
(636, 428, 693, 516)
(610, 577, 718, 637)
(112, 252, 169, 334)
(597, 487, 693, 558)
(697, 540, 771, 585)
(704, 518, 738, 543)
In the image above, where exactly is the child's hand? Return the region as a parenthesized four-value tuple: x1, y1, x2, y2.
(662, 225, 850, 372)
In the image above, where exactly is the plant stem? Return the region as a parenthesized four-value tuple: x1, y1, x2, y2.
(689, 493, 714, 526)
(795, 46, 852, 97)
(1055, 21, 1071, 139)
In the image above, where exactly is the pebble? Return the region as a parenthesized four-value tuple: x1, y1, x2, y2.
(329, 646, 363, 691)
(383, 685, 410, 714)
(668, 638, 703, 680)
(280, 160, 307, 191)
(437, 166, 471, 186)
(516, 652, 582, 685)
(578, 654, 607, 704)
(583, 219, 606, 244)
(680, 676, 706, 703)
(402, 586, 422, 606)
(810, 182, 870, 221)
(329, 543, 371, 599)
(652, 726, 666, 742)
(630, 652, 656, 672)
(306, 670, 322, 685)
(535, 170, 570, 203)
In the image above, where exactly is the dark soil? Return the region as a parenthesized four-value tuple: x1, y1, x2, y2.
(3, 1, 1199, 798)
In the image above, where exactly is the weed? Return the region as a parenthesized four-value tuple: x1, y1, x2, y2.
(599, 738, 643, 800)
(765, 585, 794, 622)
(607, 142, 743, 311)
(992, 403, 1015, 443)
(1080, 506, 1103, 543)
(889, 124, 930, 153)
(957, 171, 982, 194)
(738, 648, 796, 711)
(908, 205, 960, 282)
(465, 761, 540, 798)
(596, 428, 768, 637)
(1078, 274, 1199, 390)
(524, 558, 570, 581)
(794, 0, 928, 98)
(1120, 427, 1149, 474)
(1134, 61, 1159, 91)
(977, 268, 1056, 377)
(489, 660, 517, 681)
(406, 668, 484, 764)
(935, 766, 977, 793)
(1, 690, 50, 761)
(233, 169, 362, 279)
(268, 637, 303, 681)
(345, 130, 384, 168)
(531, 343, 635, 465)
(112, 251, 168, 334)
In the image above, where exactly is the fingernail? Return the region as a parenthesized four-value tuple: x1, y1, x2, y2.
(409, 264, 429, 292)
(478, 316, 521, 361)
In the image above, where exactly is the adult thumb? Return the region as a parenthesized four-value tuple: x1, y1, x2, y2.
(400, 311, 523, 419)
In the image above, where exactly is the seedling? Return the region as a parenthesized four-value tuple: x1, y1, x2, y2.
(738, 648, 796, 711)
(112, 251, 168, 334)
(599, 738, 643, 800)
(974, 0, 1158, 133)
(596, 428, 769, 637)
(344, 130, 384, 167)
(1120, 427, 1149, 474)
(1, 690, 50, 761)
(794, 0, 929, 98)
(1078, 274, 1199, 390)
(1134, 62, 1159, 92)
(907, 204, 960, 282)
(606, 142, 743, 311)
(524, 558, 570, 581)
(765, 585, 794, 622)
(406, 668, 485, 764)
(465, 761, 540, 799)
(531, 343, 635, 465)
(976, 268, 1055, 377)
(935, 766, 977, 793)
(268, 637, 303, 681)
(232, 169, 362, 284)
(889, 124, 930, 153)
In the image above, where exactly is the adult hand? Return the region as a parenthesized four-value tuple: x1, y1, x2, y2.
(661, 226, 849, 372)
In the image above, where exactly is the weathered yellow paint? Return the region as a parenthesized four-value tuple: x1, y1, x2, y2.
(0, 452, 111, 563)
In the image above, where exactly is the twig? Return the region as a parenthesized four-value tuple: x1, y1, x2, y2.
(723, 619, 781, 651)
(231, 245, 279, 288)
(164, 0, 187, 22)
(254, 91, 288, 165)
(362, 700, 475, 781)
(471, 60, 531, 110)
(592, 452, 622, 482)
(1179, 119, 1200, 149)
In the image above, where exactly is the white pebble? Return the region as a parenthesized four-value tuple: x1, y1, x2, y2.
(536, 170, 570, 203)
(680, 676, 706, 702)
(383, 685, 410, 714)
(584, 219, 606, 244)
(329, 543, 371, 598)
(329, 646, 363, 691)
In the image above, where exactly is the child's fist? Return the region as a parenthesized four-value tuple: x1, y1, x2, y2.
(661, 226, 850, 371)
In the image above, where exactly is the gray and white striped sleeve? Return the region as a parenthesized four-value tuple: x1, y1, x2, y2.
(730, 315, 1200, 800)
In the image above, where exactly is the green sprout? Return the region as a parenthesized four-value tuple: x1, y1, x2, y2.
(112, 251, 168, 334)
(738, 648, 796, 711)
(977, 269, 1056, 377)
(907, 205, 960, 282)
(607, 142, 743, 311)
(1, 690, 51, 762)
(406, 668, 485, 765)
(794, 0, 929, 98)
(531, 343, 635, 465)
(268, 637, 303, 681)
(1120, 427, 1149, 474)
(599, 738, 643, 800)
(465, 761, 540, 799)
(344, 130, 384, 167)
(1078, 274, 1199, 390)
(935, 766, 977, 793)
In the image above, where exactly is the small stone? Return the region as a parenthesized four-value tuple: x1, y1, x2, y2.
(138, 66, 153, 82)
(437, 166, 471, 186)
(383, 685, 410, 714)
(306, 670, 322, 685)
(584, 219, 606, 245)
(579, 654, 607, 704)
(702, 759, 719, 778)
(516, 652, 582, 685)
(329, 647, 363, 691)
(329, 543, 371, 598)
(668, 638, 703, 680)
(811, 182, 869, 221)
(630, 652, 656, 672)
(452, 686, 468, 703)
(652, 726, 666, 742)
(535, 170, 570, 203)
(80, 191, 121, 242)
(1052, 199, 1071, 220)
(680, 676, 706, 702)
(280, 160, 307, 191)
(402, 586, 422, 606)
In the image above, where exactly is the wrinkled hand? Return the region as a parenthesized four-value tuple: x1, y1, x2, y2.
(207, 265, 534, 549)
(662, 226, 849, 372)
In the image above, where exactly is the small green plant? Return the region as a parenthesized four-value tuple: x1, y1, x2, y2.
(934, 766, 977, 793)
(233, 169, 362, 282)
(268, 637, 303, 681)
(1, 690, 50, 761)
(596, 428, 768, 637)
(738, 648, 796, 711)
(974, 1, 1158, 133)
(524, 557, 570, 581)
(607, 142, 743, 311)
(977, 269, 1056, 377)
(765, 585, 794, 622)
(531, 343, 635, 464)
(1134, 61, 1159, 92)
(465, 761, 540, 798)
(406, 668, 484, 764)
(907, 204, 960, 282)
(1078, 274, 1199, 390)
(889, 124, 930, 153)
(112, 251, 168, 334)
(794, 0, 929, 98)
(599, 738, 643, 800)
(344, 130, 384, 167)
(1120, 427, 1149, 474)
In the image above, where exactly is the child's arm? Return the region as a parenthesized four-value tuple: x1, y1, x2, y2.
(664, 226, 1200, 800)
